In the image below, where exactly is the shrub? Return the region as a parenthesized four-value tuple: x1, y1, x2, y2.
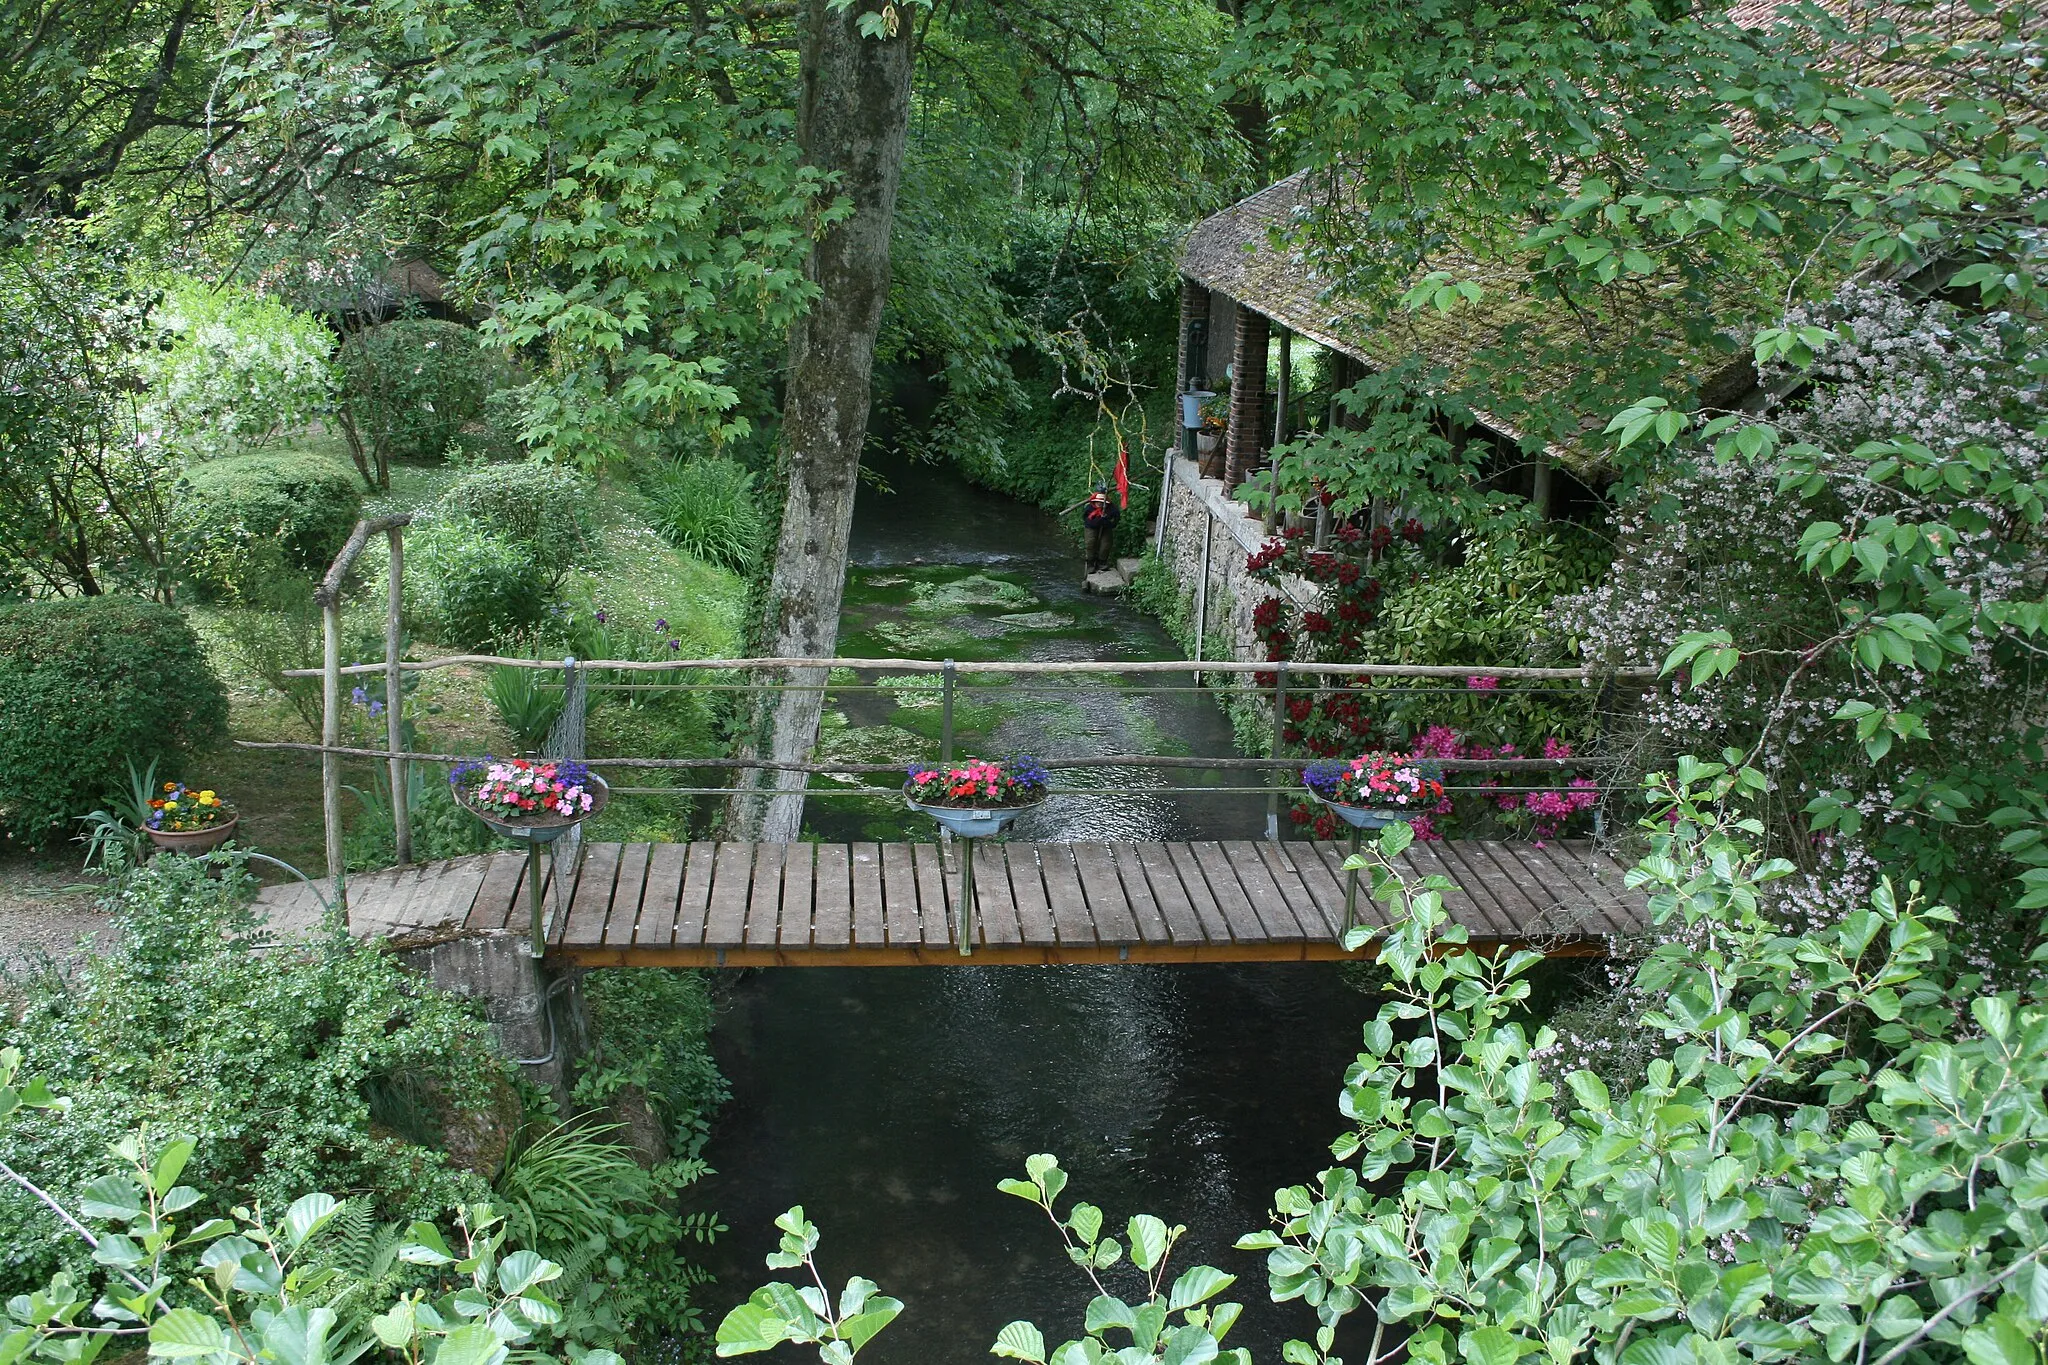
(141, 275, 335, 459)
(648, 456, 766, 571)
(0, 596, 227, 843)
(438, 461, 597, 587)
(0, 854, 498, 1286)
(336, 319, 503, 486)
(170, 450, 364, 603)
(404, 515, 553, 649)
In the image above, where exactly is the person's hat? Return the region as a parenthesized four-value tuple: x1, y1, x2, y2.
(1093, 481, 1108, 493)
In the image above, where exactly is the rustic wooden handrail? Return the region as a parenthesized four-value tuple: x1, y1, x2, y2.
(234, 741, 1620, 773)
(285, 654, 1660, 681)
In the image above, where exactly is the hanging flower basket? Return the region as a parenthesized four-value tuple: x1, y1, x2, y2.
(1303, 752, 1445, 832)
(145, 782, 239, 854)
(451, 758, 608, 844)
(903, 757, 1048, 839)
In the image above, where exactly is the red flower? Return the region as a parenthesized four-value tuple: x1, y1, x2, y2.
(1336, 561, 1361, 586)
(1302, 611, 1333, 635)
(1252, 599, 1283, 628)
(1401, 518, 1424, 543)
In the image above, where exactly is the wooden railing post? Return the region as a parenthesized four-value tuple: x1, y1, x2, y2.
(385, 527, 411, 866)
(312, 513, 414, 917)
(1266, 661, 1289, 841)
(1192, 514, 1212, 687)
(321, 598, 345, 912)
(940, 659, 956, 766)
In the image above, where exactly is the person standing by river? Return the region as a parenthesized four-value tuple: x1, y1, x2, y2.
(1081, 481, 1120, 573)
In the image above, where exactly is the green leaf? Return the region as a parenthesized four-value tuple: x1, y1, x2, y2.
(497, 1249, 555, 1297)
(150, 1139, 196, 1198)
(1169, 1266, 1237, 1311)
(80, 1175, 144, 1224)
(1068, 1203, 1103, 1246)
(283, 1193, 340, 1250)
(430, 1321, 507, 1365)
(1128, 1215, 1171, 1272)
(993, 1322, 1047, 1363)
(148, 1309, 227, 1359)
(713, 1302, 790, 1356)
(1461, 1326, 1530, 1365)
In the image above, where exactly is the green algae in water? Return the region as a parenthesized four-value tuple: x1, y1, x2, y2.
(995, 610, 1075, 631)
(906, 572, 1041, 615)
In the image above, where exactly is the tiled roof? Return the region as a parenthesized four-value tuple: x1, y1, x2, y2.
(1177, 0, 2030, 473)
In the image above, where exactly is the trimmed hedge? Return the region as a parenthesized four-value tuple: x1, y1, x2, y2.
(172, 451, 363, 603)
(0, 596, 228, 843)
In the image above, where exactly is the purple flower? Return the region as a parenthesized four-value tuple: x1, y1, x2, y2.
(667, 638, 680, 651)
(350, 685, 369, 706)
(368, 699, 385, 717)
(655, 619, 668, 631)
(594, 609, 607, 624)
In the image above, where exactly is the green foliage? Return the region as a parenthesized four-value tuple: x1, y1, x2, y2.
(75, 757, 162, 870)
(335, 320, 503, 485)
(993, 1155, 1248, 1365)
(490, 1112, 719, 1344)
(212, 599, 326, 731)
(718, 1158, 1248, 1365)
(647, 457, 767, 572)
(142, 275, 336, 459)
(0, 854, 499, 1288)
(485, 666, 566, 752)
(0, 595, 226, 843)
(714, 1208, 903, 1362)
(0, 228, 178, 599)
(345, 763, 500, 871)
(572, 969, 728, 1141)
(170, 450, 364, 603)
(403, 518, 554, 651)
(436, 460, 596, 588)
(1239, 762, 2048, 1365)
(0, 1060, 616, 1365)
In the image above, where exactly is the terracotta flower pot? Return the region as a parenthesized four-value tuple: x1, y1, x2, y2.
(146, 816, 239, 856)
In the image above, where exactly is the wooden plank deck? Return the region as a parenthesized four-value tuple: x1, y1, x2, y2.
(272, 839, 1647, 966)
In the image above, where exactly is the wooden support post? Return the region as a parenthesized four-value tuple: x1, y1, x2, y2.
(955, 839, 975, 956)
(1314, 496, 1329, 550)
(1154, 453, 1174, 557)
(1192, 513, 1212, 687)
(1343, 823, 1364, 933)
(1266, 327, 1290, 533)
(1531, 455, 1554, 520)
(321, 600, 345, 915)
(1266, 661, 1289, 841)
(527, 844, 546, 958)
(385, 527, 411, 866)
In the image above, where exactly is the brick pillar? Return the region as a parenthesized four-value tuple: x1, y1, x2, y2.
(1176, 279, 1211, 392)
(1225, 304, 1270, 490)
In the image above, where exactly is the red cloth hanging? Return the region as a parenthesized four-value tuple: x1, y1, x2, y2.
(1114, 441, 1129, 509)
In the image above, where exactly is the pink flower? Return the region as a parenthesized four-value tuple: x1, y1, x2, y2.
(1466, 675, 1499, 691)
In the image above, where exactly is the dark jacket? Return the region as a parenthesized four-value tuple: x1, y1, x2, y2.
(1082, 495, 1120, 529)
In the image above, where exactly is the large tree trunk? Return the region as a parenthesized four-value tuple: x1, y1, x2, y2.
(729, 0, 914, 841)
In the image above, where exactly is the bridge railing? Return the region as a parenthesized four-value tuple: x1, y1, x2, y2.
(253, 647, 1659, 910)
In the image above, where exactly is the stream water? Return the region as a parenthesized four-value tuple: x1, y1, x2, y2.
(695, 457, 1372, 1362)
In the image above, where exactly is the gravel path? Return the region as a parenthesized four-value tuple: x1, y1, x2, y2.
(0, 863, 119, 976)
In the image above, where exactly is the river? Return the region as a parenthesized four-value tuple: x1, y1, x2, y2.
(695, 456, 1372, 1362)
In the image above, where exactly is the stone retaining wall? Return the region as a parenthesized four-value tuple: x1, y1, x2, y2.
(1152, 454, 1315, 666)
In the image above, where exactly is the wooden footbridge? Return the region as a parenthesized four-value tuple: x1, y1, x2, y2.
(251, 527, 1657, 970)
(254, 836, 1644, 966)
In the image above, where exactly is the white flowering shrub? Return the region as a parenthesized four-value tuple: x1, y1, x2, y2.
(1559, 281, 2047, 982)
(141, 275, 336, 459)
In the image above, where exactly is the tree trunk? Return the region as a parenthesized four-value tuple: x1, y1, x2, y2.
(728, 0, 914, 841)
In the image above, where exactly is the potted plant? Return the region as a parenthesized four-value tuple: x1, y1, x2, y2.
(449, 757, 609, 840)
(903, 756, 1049, 838)
(1303, 752, 1445, 830)
(144, 780, 239, 854)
